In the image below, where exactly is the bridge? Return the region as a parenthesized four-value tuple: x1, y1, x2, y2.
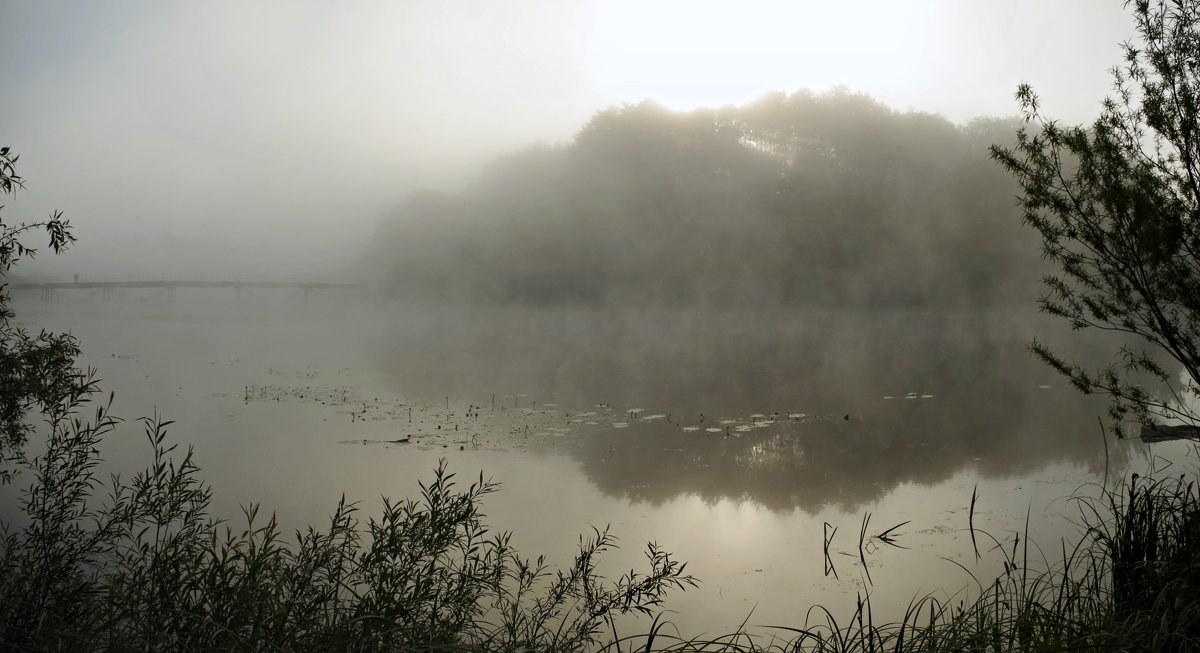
(7, 279, 368, 302)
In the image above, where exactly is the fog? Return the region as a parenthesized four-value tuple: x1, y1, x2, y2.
(3, 1, 1132, 281)
(5, 2, 1179, 637)
(4, 287, 1153, 638)
(2, 0, 1156, 517)
(5, 293, 1133, 517)
(370, 92, 1049, 309)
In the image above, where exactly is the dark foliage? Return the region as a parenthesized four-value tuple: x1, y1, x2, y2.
(992, 0, 1200, 430)
(0, 146, 83, 484)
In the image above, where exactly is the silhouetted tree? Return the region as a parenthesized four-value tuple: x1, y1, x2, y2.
(992, 0, 1200, 429)
(0, 147, 85, 482)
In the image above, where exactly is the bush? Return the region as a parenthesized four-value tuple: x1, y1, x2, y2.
(0, 149, 695, 650)
(0, 411, 695, 651)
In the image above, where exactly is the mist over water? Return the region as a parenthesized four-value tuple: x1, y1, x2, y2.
(3, 86, 1160, 630)
(0, 1, 1171, 636)
(3, 288, 1161, 634)
(369, 301, 1128, 504)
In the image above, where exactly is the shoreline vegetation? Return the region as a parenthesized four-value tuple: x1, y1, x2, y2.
(0, 406, 699, 651)
(8, 0, 1200, 647)
(5, 139, 1200, 653)
(3, 209, 1200, 645)
(2, 387, 1199, 651)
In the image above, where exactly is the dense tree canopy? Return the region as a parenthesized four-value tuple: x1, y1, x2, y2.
(369, 90, 1039, 309)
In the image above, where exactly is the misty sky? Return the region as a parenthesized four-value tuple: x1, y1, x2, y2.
(1, 1, 1131, 278)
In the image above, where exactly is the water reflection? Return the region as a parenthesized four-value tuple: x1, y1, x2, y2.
(4, 297, 1164, 637)
(14, 298, 1139, 517)
(566, 382, 1119, 513)
(377, 306, 1130, 512)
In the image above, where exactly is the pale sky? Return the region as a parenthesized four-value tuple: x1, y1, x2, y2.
(0, 1, 1133, 278)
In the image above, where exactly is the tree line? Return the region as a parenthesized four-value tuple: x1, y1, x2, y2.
(369, 89, 1041, 309)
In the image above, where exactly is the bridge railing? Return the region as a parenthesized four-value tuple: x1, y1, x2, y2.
(5, 277, 368, 301)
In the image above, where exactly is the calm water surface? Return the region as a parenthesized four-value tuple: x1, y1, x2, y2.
(5, 292, 1184, 637)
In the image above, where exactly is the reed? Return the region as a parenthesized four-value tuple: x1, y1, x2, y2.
(0, 399, 696, 652)
(596, 470, 1200, 653)
(4, 378, 1200, 651)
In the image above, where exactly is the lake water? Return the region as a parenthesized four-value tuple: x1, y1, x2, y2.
(4, 290, 1184, 638)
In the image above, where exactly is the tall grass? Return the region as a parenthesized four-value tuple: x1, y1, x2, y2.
(0, 387, 696, 652)
(3, 376, 1200, 651)
(589, 469, 1200, 653)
